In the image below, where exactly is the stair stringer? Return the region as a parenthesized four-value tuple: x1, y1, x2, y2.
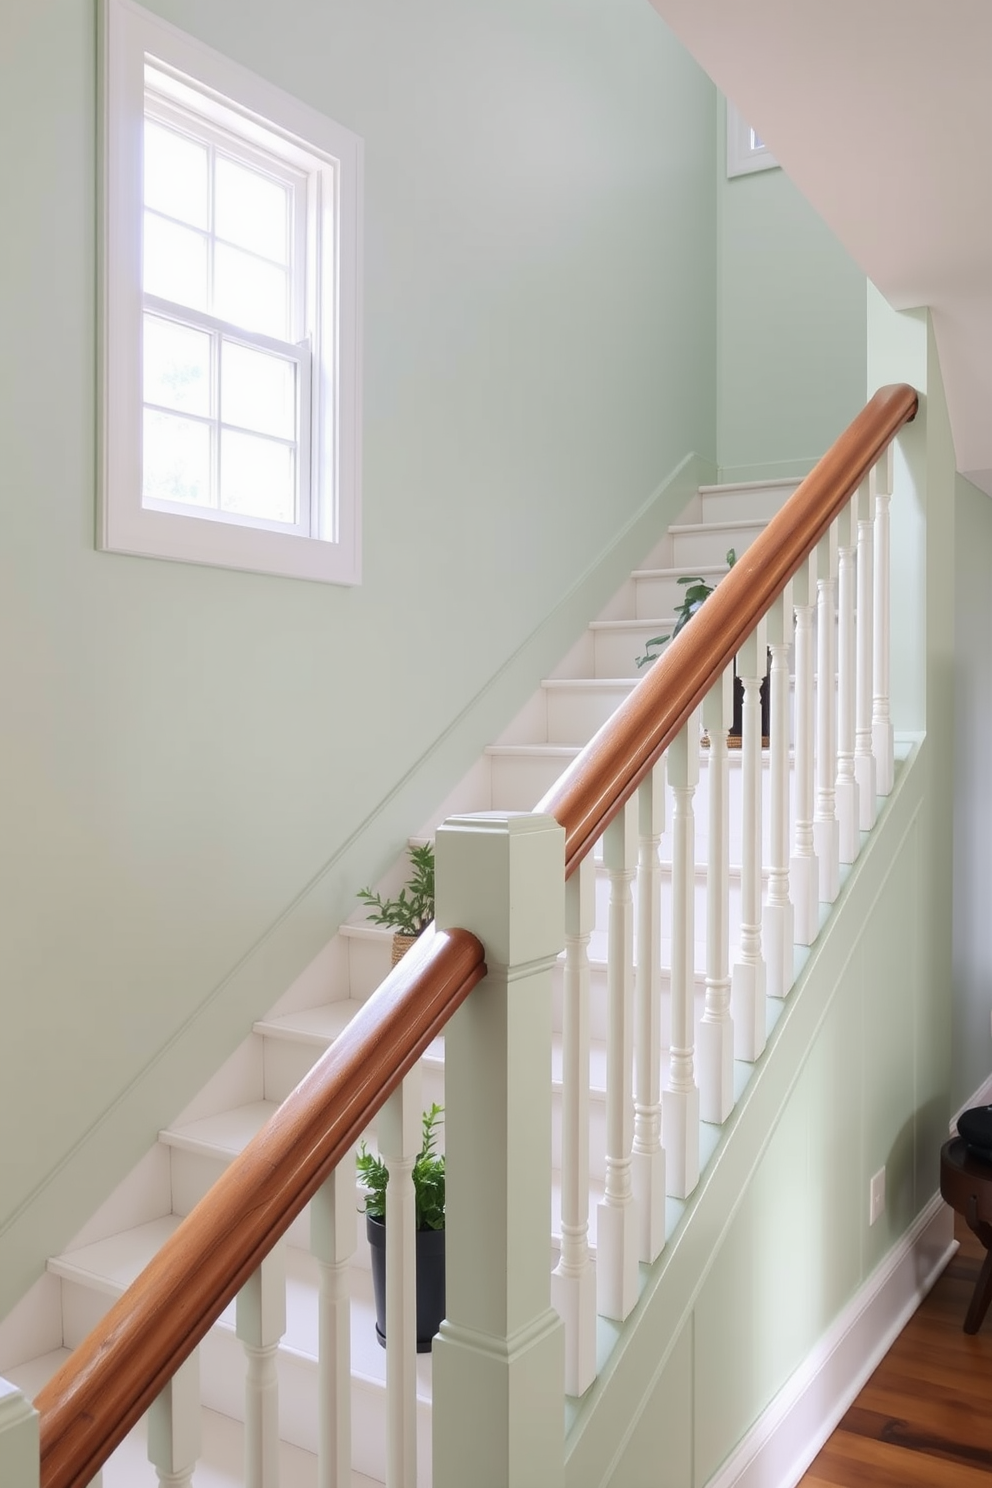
(564, 738, 936, 1488)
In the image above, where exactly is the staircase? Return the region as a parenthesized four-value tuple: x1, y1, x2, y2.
(0, 476, 801, 1485)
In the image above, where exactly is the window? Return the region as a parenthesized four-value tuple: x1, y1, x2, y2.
(100, 0, 363, 583)
(726, 99, 779, 178)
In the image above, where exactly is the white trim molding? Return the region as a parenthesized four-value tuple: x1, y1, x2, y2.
(704, 1193, 955, 1488)
(950, 1072, 992, 1135)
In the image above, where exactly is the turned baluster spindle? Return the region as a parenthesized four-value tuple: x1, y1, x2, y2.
(551, 856, 597, 1397)
(237, 1241, 286, 1488)
(663, 716, 700, 1200)
(855, 476, 877, 829)
(872, 448, 895, 796)
(790, 553, 820, 945)
(598, 795, 639, 1321)
(763, 584, 795, 999)
(731, 621, 767, 1062)
(633, 760, 666, 1262)
(698, 668, 734, 1123)
(312, 1162, 357, 1488)
(813, 526, 840, 904)
(380, 1073, 420, 1488)
(147, 1349, 200, 1488)
(835, 495, 861, 863)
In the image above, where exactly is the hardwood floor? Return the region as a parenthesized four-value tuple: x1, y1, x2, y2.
(799, 1212, 992, 1485)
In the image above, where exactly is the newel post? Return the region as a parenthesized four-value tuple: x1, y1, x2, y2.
(0, 1380, 38, 1488)
(432, 813, 566, 1488)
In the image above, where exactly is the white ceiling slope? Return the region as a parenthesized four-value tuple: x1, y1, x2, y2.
(649, 0, 992, 495)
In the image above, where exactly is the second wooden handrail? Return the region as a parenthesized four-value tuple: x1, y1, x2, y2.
(538, 382, 918, 874)
(35, 926, 486, 1488)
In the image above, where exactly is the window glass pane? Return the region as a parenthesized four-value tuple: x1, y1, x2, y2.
(220, 429, 295, 523)
(144, 120, 208, 229)
(215, 156, 289, 265)
(144, 315, 211, 416)
(144, 213, 208, 310)
(213, 243, 288, 338)
(221, 341, 296, 440)
(143, 409, 212, 508)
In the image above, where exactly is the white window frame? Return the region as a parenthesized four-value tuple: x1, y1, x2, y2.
(726, 99, 778, 178)
(99, 0, 363, 584)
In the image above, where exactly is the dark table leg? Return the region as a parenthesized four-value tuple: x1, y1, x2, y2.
(964, 1203, 992, 1334)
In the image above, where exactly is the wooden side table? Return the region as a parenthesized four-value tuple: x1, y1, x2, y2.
(940, 1137, 992, 1333)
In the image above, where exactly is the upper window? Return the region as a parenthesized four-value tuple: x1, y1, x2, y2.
(100, 0, 363, 583)
(726, 99, 779, 179)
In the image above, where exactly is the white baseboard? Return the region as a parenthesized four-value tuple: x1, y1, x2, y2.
(704, 1193, 955, 1488)
(950, 1073, 992, 1135)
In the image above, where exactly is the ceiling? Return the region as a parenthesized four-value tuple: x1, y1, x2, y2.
(649, 0, 992, 495)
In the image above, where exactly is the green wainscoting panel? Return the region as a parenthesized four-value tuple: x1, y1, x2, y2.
(609, 1321, 692, 1488)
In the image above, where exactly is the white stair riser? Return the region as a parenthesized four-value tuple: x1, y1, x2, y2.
(670, 519, 766, 567)
(544, 682, 637, 743)
(591, 626, 654, 679)
(632, 570, 729, 620)
(697, 482, 797, 524)
(486, 749, 577, 811)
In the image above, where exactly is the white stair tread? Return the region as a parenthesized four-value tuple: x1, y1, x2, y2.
(50, 1216, 182, 1297)
(589, 616, 675, 633)
(485, 742, 580, 757)
(255, 999, 366, 1046)
(667, 516, 767, 536)
(3, 1348, 381, 1488)
(631, 561, 735, 579)
(258, 1002, 444, 1067)
(697, 477, 798, 494)
(541, 677, 638, 692)
(161, 1100, 281, 1157)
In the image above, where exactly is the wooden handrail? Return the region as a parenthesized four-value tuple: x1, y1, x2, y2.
(35, 926, 486, 1488)
(35, 382, 916, 1488)
(538, 383, 918, 876)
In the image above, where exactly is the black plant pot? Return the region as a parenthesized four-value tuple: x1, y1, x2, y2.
(366, 1214, 446, 1353)
(729, 658, 771, 748)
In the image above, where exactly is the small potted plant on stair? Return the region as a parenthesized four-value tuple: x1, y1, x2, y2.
(635, 548, 769, 745)
(356, 1102, 446, 1352)
(357, 841, 435, 966)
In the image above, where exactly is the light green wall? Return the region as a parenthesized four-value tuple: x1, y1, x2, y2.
(0, 0, 717, 1310)
(569, 302, 955, 1488)
(715, 98, 868, 483)
(952, 473, 992, 1109)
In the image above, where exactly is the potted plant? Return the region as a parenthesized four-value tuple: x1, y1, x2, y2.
(635, 549, 768, 745)
(358, 842, 435, 965)
(356, 1102, 446, 1352)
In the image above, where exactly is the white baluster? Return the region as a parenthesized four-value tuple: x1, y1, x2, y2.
(698, 668, 734, 1123)
(762, 584, 795, 999)
(237, 1242, 285, 1488)
(633, 760, 666, 1261)
(872, 449, 894, 795)
(551, 855, 596, 1398)
(855, 476, 877, 829)
(147, 1348, 200, 1488)
(663, 716, 700, 1199)
(0, 1378, 39, 1488)
(835, 495, 861, 862)
(731, 621, 768, 1061)
(312, 1162, 357, 1488)
(813, 527, 840, 904)
(790, 553, 820, 944)
(379, 1071, 420, 1488)
(433, 812, 565, 1488)
(598, 795, 639, 1321)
